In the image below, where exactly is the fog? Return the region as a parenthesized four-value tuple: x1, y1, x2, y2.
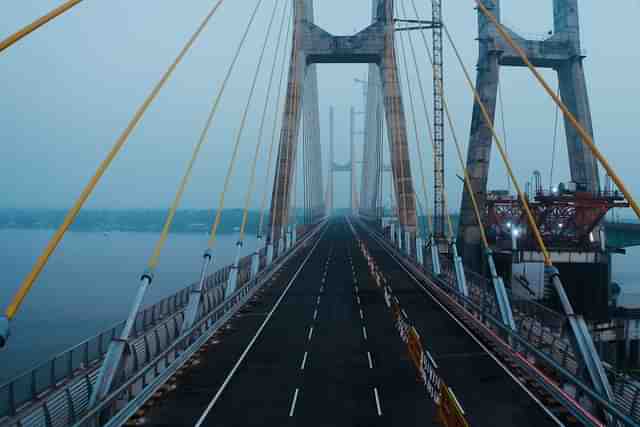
(1, 0, 639, 215)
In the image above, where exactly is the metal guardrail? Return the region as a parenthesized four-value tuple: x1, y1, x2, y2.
(359, 220, 638, 426)
(0, 222, 324, 427)
(0, 268, 228, 422)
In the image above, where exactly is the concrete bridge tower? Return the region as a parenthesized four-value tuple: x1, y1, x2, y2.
(270, 0, 418, 243)
(459, 0, 600, 266)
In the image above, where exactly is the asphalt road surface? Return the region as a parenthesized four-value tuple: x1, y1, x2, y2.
(143, 218, 558, 427)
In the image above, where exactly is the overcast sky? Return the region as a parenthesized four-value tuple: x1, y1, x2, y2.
(1, 1, 640, 214)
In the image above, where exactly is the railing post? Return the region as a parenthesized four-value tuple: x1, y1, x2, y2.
(181, 249, 213, 336)
(390, 223, 396, 245)
(266, 241, 274, 266)
(429, 236, 442, 276)
(404, 230, 412, 257)
(546, 265, 614, 401)
(89, 270, 154, 408)
(451, 240, 469, 297)
(225, 241, 243, 297)
(416, 236, 425, 265)
(251, 251, 259, 279)
(278, 237, 284, 258)
(486, 249, 516, 331)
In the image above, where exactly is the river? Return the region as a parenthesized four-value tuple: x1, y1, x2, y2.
(0, 229, 259, 382)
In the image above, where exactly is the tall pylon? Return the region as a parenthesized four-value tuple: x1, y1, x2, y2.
(270, 0, 418, 244)
(459, 0, 601, 264)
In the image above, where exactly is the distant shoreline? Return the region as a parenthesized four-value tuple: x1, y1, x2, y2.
(0, 209, 273, 235)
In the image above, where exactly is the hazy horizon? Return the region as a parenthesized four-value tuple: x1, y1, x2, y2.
(2, 1, 639, 215)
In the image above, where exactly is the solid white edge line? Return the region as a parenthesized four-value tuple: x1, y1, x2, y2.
(300, 351, 308, 370)
(448, 386, 465, 415)
(193, 226, 327, 427)
(373, 232, 565, 427)
(426, 350, 438, 369)
(373, 387, 382, 416)
(367, 351, 374, 369)
(289, 388, 299, 417)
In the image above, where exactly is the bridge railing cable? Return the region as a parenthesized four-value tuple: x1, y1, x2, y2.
(0, 0, 226, 348)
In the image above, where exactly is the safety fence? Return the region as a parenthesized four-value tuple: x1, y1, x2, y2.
(0, 222, 323, 427)
(358, 219, 638, 427)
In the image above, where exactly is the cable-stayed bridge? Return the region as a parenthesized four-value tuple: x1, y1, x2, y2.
(2, 1, 640, 426)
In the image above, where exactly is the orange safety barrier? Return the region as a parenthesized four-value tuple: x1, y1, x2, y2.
(437, 384, 470, 427)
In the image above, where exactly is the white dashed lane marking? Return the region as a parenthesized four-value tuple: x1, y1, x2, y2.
(373, 387, 383, 416)
(289, 388, 300, 417)
(300, 352, 308, 370)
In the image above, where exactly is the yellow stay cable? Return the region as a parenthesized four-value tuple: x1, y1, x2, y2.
(148, 0, 265, 269)
(397, 30, 432, 236)
(442, 24, 551, 265)
(0, 0, 84, 54)
(476, 0, 640, 222)
(5, 0, 226, 320)
(239, 1, 291, 242)
(207, 0, 270, 248)
(258, 12, 293, 238)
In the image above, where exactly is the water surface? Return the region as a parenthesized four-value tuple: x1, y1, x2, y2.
(0, 229, 258, 382)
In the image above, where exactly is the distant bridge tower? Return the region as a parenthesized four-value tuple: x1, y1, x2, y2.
(327, 106, 358, 213)
(459, 0, 601, 262)
(270, 0, 418, 243)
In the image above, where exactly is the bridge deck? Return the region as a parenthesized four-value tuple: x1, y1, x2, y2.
(142, 218, 557, 426)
